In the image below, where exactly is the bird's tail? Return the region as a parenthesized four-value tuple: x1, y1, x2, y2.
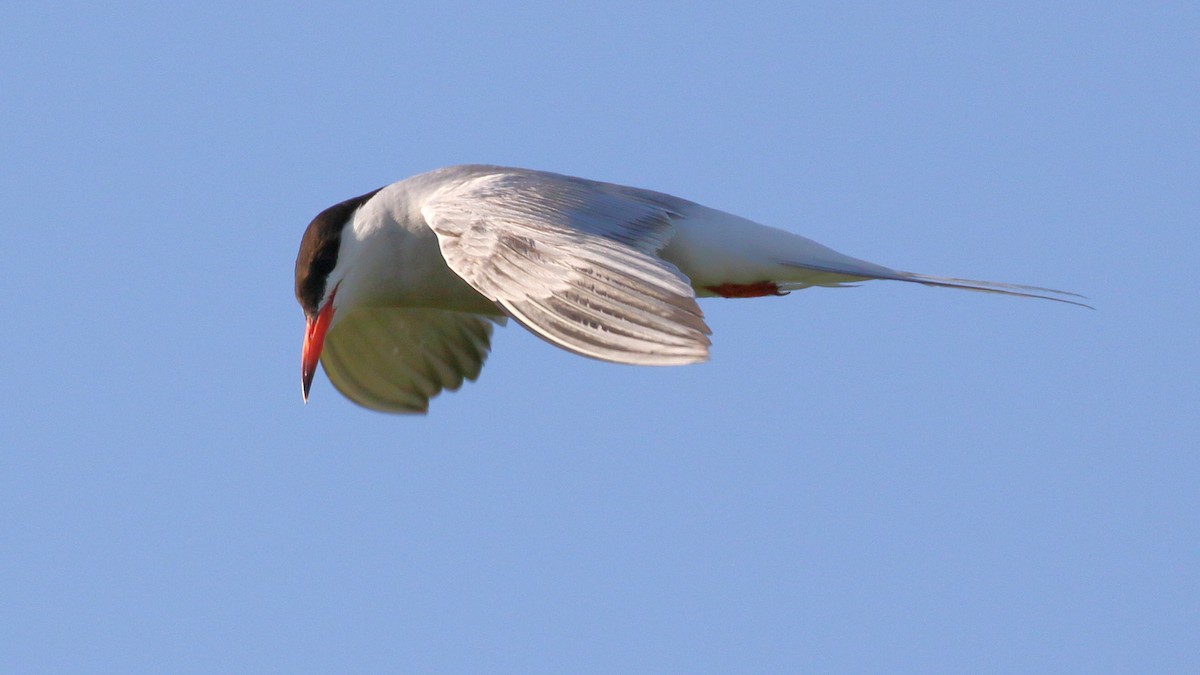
(778, 261, 1092, 308)
(890, 271, 1092, 308)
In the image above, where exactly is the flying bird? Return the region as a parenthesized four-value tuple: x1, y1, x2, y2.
(295, 165, 1085, 413)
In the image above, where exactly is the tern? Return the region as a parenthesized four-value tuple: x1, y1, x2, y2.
(295, 165, 1085, 413)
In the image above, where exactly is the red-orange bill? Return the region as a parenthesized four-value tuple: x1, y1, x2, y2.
(301, 297, 336, 402)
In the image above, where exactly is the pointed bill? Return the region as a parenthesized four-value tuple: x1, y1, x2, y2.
(301, 299, 336, 402)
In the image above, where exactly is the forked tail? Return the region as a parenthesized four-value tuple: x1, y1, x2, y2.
(893, 272, 1092, 308)
(779, 261, 1092, 308)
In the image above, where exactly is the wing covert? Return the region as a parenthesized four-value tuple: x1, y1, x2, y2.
(420, 170, 711, 366)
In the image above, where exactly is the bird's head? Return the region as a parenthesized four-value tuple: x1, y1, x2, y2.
(294, 188, 383, 401)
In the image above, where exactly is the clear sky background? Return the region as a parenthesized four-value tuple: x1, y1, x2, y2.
(2, 2, 1196, 672)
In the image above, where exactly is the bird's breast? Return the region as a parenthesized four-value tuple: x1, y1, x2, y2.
(345, 217, 501, 315)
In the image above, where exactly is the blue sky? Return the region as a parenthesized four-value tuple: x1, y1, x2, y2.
(2, 2, 1196, 672)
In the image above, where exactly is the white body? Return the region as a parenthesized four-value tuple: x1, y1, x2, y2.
(332, 166, 897, 313)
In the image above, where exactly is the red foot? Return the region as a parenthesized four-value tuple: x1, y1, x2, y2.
(705, 281, 785, 298)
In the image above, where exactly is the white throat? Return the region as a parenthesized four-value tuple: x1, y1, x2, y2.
(327, 187, 499, 324)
